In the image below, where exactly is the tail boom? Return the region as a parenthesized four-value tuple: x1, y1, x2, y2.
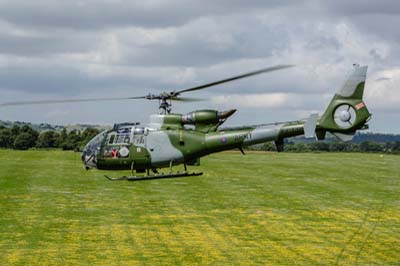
(204, 64, 372, 153)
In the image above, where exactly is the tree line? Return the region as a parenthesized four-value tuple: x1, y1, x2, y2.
(0, 125, 100, 151)
(1, 124, 399, 154)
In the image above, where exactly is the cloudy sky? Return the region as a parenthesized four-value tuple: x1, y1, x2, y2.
(0, 0, 399, 132)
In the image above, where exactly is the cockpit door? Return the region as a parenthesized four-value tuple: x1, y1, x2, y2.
(131, 126, 150, 166)
(132, 126, 146, 147)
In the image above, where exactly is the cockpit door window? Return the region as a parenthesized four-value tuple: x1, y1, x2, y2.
(107, 132, 131, 145)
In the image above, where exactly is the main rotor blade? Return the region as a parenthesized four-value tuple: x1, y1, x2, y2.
(1, 64, 293, 108)
(0, 96, 147, 107)
(175, 64, 294, 95)
(170, 97, 203, 102)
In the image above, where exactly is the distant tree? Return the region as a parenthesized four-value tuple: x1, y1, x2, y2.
(384, 142, 400, 154)
(80, 128, 100, 146)
(330, 142, 346, 152)
(0, 128, 12, 148)
(359, 141, 383, 153)
(60, 130, 81, 150)
(59, 128, 67, 144)
(10, 125, 20, 145)
(36, 131, 60, 148)
(393, 142, 400, 153)
(309, 142, 330, 152)
(11, 125, 20, 135)
(9, 125, 39, 150)
(330, 142, 355, 152)
(261, 142, 277, 151)
(14, 132, 36, 150)
(20, 125, 39, 142)
(285, 142, 311, 152)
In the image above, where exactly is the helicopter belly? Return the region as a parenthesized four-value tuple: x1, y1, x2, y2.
(146, 131, 184, 167)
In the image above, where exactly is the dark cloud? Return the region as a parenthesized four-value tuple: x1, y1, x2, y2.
(0, 63, 183, 95)
(0, 0, 296, 30)
(0, 64, 85, 94)
(0, 32, 98, 56)
(346, 14, 400, 45)
(118, 17, 290, 67)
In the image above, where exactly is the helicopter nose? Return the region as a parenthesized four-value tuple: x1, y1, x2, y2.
(81, 150, 97, 170)
(81, 130, 106, 170)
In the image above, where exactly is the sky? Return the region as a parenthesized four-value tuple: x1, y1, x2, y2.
(0, 0, 399, 133)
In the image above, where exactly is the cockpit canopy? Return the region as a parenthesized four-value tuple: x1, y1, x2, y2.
(81, 130, 107, 168)
(81, 123, 147, 169)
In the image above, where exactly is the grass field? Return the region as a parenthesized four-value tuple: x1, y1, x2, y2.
(0, 150, 399, 265)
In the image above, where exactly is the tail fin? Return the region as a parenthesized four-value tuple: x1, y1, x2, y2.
(317, 65, 372, 141)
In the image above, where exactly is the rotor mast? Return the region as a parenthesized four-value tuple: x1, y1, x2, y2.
(159, 97, 172, 114)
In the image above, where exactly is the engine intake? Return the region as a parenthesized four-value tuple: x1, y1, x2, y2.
(181, 109, 236, 132)
(182, 109, 236, 124)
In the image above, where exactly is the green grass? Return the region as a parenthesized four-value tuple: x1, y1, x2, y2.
(0, 150, 399, 265)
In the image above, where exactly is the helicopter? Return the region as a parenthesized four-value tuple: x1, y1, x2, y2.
(1, 64, 371, 181)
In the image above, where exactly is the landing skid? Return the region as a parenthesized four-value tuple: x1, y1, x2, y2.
(105, 171, 203, 181)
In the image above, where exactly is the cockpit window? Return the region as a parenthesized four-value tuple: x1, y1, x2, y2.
(83, 130, 107, 157)
(108, 134, 115, 144)
(117, 126, 132, 134)
(134, 127, 145, 134)
(86, 130, 107, 149)
(107, 132, 130, 145)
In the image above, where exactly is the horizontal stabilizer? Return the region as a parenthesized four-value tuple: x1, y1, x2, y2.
(304, 113, 318, 139)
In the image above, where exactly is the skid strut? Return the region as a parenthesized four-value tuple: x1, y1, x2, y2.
(105, 171, 203, 181)
(104, 161, 202, 181)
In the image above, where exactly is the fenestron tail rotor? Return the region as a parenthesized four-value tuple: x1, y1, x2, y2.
(0, 64, 294, 113)
(333, 104, 357, 129)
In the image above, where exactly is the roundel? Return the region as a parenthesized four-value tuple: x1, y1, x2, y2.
(333, 104, 356, 129)
(119, 146, 130, 157)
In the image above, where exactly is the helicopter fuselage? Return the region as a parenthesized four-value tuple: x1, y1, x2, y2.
(81, 109, 306, 171)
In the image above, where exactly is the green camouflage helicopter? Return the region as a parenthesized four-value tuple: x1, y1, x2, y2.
(1, 64, 371, 181)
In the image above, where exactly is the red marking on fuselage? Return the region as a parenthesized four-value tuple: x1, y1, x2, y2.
(355, 102, 365, 110)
